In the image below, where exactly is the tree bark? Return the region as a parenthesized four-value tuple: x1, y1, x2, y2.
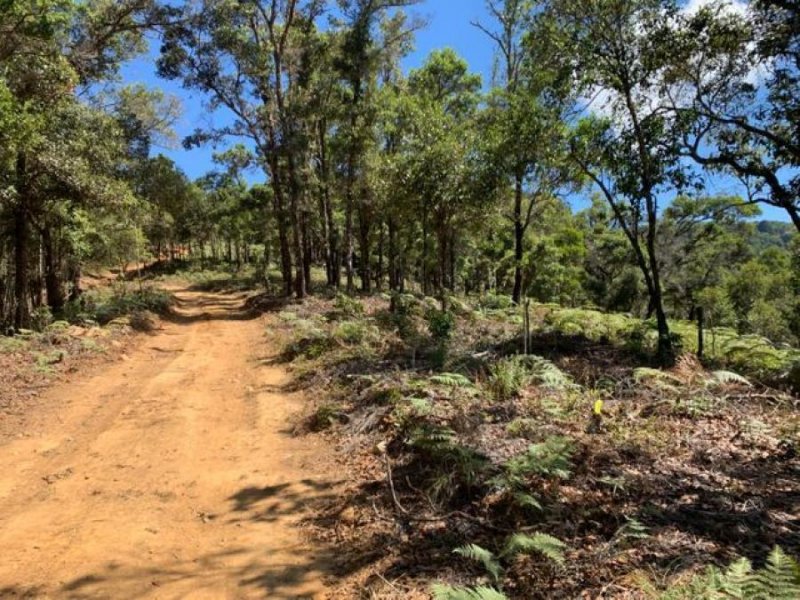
(42, 226, 65, 315)
(512, 172, 524, 304)
(13, 154, 31, 330)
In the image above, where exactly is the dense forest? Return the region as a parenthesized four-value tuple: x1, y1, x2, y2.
(1, 0, 798, 365)
(2, 1, 800, 598)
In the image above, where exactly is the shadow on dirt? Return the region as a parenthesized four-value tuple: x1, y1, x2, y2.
(58, 477, 347, 599)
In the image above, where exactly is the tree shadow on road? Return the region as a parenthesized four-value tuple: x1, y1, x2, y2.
(58, 477, 347, 599)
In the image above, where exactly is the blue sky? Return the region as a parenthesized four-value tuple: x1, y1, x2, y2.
(119, 0, 789, 222)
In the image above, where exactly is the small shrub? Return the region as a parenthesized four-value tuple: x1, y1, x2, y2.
(333, 293, 364, 319)
(310, 404, 344, 432)
(480, 294, 513, 310)
(30, 306, 53, 332)
(427, 308, 456, 342)
(487, 357, 531, 402)
(333, 321, 369, 345)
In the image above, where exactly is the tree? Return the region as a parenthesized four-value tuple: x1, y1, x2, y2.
(663, 2, 800, 230)
(333, 0, 420, 293)
(545, 0, 685, 364)
(159, 0, 328, 298)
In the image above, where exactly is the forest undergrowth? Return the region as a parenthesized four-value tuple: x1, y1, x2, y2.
(267, 288, 800, 599)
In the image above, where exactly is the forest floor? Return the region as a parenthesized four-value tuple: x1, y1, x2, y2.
(0, 284, 338, 599)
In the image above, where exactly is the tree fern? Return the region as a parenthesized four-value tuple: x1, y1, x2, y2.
(453, 544, 502, 582)
(430, 584, 508, 600)
(503, 532, 567, 566)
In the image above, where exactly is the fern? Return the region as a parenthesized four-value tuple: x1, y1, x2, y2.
(511, 491, 542, 511)
(754, 547, 800, 599)
(430, 373, 475, 387)
(453, 544, 502, 582)
(708, 370, 752, 387)
(651, 546, 800, 599)
(633, 368, 683, 387)
(503, 532, 567, 566)
(430, 584, 508, 600)
(408, 425, 457, 452)
(525, 355, 575, 390)
(506, 436, 574, 481)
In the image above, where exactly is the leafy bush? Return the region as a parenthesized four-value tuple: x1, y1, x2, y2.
(479, 294, 514, 310)
(30, 306, 53, 332)
(333, 293, 364, 319)
(427, 308, 456, 367)
(333, 321, 370, 345)
(69, 286, 173, 325)
(487, 357, 531, 402)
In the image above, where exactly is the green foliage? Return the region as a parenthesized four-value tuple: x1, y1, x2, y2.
(479, 294, 514, 311)
(487, 357, 531, 402)
(65, 286, 172, 326)
(429, 373, 474, 388)
(310, 404, 344, 432)
(453, 544, 502, 582)
(505, 436, 574, 481)
(408, 425, 490, 501)
(30, 306, 54, 333)
(332, 321, 372, 345)
(430, 584, 508, 600)
(428, 309, 456, 342)
(645, 547, 800, 600)
(333, 293, 364, 319)
(503, 532, 567, 566)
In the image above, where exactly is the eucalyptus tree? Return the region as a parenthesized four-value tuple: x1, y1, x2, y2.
(661, 2, 800, 231)
(1, 0, 165, 327)
(159, 0, 329, 298)
(333, 0, 420, 292)
(404, 49, 482, 294)
(542, 0, 686, 364)
(477, 0, 575, 304)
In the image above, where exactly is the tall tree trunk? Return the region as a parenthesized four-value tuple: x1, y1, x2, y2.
(344, 161, 356, 293)
(13, 154, 30, 330)
(376, 221, 384, 292)
(388, 216, 398, 291)
(646, 208, 673, 365)
(512, 173, 524, 304)
(317, 119, 338, 288)
(302, 208, 312, 293)
(42, 227, 65, 315)
(422, 206, 430, 296)
(358, 204, 372, 293)
(268, 161, 293, 297)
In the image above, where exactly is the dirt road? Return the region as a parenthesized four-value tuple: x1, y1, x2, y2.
(0, 287, 336, 599)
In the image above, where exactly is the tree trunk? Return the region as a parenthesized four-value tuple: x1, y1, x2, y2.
(42, 227, 64, 315)
(13, 154, 30, 330)
(512, 173, 524, 304)
(388, 216, 398, 291)
(358, 205, 372, 293)
(422, 207, 430, 296)
(376, 221, 384, 292)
